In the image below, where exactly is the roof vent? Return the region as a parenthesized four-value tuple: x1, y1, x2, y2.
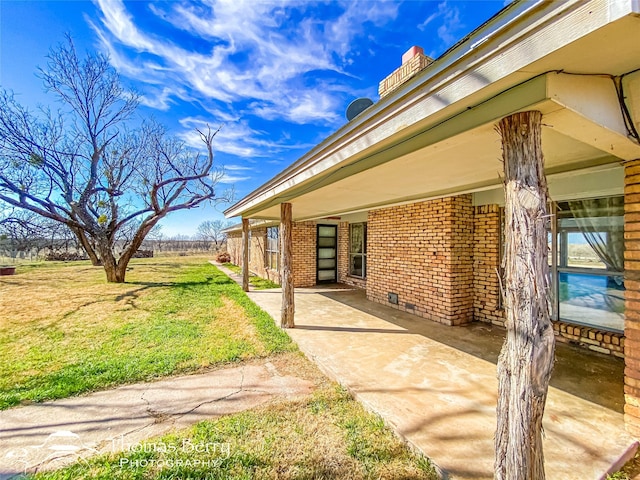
(378, 46, 433, 99)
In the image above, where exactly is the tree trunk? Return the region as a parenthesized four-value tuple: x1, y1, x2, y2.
(242, 218, 250, 292)
(113, 220, 159, 283)
(72, 226, 102, 266)
(98, 241, 123, 283)
(280, 203, 294, 328)
(495, 111, 555, 480)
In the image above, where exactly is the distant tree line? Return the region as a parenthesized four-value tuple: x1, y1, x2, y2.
(0, 210, 234, 260)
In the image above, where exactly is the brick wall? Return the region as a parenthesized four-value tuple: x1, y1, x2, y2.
(337, 222, 367, 289)
(226, 221, 318, 288)
(473, 205, 505, 326)
(227, 232, 242, 266)
(292, 221, 317, 287)
(624, 158, 640, 436)
(367, 195, 474, 325)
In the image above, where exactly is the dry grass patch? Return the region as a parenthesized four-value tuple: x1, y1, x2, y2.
(207, 297, 268, 358)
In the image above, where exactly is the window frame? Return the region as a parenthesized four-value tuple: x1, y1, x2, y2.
(265, 226, 279, 271)
(548, 196, 625, 333)
(348, 222, 367, 278)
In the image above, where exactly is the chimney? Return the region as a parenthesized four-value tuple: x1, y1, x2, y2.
(378, 46, 433, 99)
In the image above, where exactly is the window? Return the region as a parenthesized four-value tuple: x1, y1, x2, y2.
(266, 227, 279, 271)
(349, 223, 367, 278)
(550, 196, 625, 332)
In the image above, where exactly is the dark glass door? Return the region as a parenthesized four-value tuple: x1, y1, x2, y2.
(317, 224, 337, 283)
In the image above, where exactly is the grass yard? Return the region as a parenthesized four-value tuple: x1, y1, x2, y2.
(222, 263, 280, 290)
(0, 256, 293, 409)
(1, 257, 436, 479)
(27, 358, 436, 480)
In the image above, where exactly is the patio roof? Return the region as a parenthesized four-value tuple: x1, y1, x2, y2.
(225, 0, 640, 221)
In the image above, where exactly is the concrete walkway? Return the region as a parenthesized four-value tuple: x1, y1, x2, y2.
(0, 362, 313, 479)
(219, 265, 638, 479)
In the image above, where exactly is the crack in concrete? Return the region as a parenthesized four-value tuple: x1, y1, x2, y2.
(140, 389, 171, 424)
(171, 366, 247, 420)
(99, 366, 250, 453)
(3, 364, 303, 480)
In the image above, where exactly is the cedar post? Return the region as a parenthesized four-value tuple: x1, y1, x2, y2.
(495, 111, 555, 480)
(280, 203, 295, 328)
(241, 218, 250, 292)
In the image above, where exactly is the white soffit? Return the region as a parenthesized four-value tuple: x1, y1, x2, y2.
(239, 71, 636, 220)
(473, 165, 624, 206)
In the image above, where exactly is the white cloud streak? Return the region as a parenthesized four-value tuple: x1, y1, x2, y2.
(417, 1, 464, 48)
(218, 173, 251, 184)
(88, 0, 401, 168)
(91, 0, 396, 124)
(177, 117, 299, 159)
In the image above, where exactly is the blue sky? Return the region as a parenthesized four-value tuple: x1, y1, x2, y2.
(0, 0, 506, 237)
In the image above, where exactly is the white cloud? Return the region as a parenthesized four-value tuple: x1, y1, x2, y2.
(177, 117, 299, 158)
(91, 0, 397, 126)
(438, 7, 463, 46)
(88, 0, 402, 167)
(416, 1, 464, 48)
(139, 86, 184, 110)
(218, 173, 251, 184)
(224, 164, 253, 171)
(418, 12, 439, 31)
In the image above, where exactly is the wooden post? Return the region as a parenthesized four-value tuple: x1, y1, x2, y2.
(495, 111, 555, 480)
(241, 218, 249, 292)
(280, 203, 295, 328)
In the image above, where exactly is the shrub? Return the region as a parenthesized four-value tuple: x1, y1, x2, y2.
(216, 252, 231, 263)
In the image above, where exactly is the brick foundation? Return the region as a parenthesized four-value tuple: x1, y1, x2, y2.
(366, 195, 474, 325)
(554, 321, 624, 357)
(624, 158, 640, 436)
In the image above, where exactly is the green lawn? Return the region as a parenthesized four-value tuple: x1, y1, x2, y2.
(222, 263, 280, 290)
(0, 257, 293, 409)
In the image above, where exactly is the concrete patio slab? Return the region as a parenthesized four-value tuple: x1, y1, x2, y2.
(234, 275, 638, 479)
(0, 362, 313, 479)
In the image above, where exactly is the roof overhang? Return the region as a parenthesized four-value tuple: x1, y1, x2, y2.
(225, 0, 640, 221)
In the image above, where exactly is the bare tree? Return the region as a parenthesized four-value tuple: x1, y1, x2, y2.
(145, 224, 164, 252)
(0, 37, 231, 282)
(0, 207, 75, 260)
(196, 219, 229, 248)
(0, 210, 43, 259)
(495, 111, 555, 479)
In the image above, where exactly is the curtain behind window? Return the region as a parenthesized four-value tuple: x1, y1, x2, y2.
(567, 197, 624, 275)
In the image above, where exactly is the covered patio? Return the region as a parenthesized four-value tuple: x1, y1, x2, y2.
(222, 3, 640, 475)
(236, 278, 635, 479)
